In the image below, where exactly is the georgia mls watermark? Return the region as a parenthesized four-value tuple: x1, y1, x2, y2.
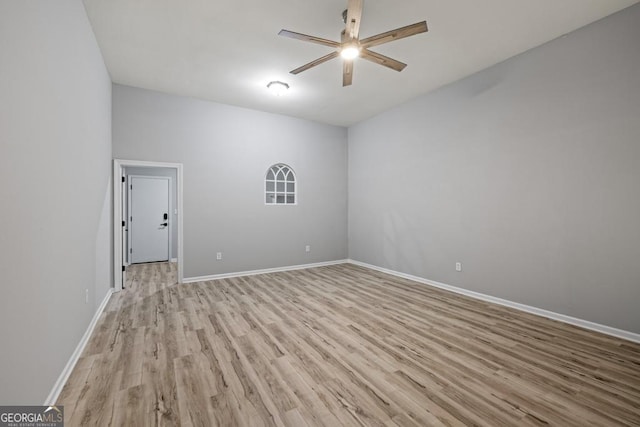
(0, 406, 63, 427)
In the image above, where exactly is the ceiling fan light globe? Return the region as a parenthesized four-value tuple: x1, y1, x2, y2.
(340, 46, 360, 60)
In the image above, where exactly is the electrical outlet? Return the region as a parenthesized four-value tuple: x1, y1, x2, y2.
(85, 289, 89, 304)
(456, 262, 462, 272)
(305, 245, 311, 253)
(216, 252, 222, 260)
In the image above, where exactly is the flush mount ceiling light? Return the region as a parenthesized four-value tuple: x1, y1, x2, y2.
(267, 80, 290, 96)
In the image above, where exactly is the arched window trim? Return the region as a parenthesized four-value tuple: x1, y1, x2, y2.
(265, 163, 297, 205)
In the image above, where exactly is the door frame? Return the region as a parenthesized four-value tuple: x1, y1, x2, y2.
(127, 175, 172, 265)
(113, 159, 184, 291)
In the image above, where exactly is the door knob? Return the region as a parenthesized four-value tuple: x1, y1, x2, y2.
(161, 223, 168, 227)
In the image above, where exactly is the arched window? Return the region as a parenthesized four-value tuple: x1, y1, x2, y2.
(265, 164, 296, 205)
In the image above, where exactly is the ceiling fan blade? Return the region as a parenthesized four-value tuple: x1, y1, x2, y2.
(361, 49, 407, 72)
(290, 51, 340, 75)
(343, 60, 354, 86)
(360, 21, 428, 49)
(278, 29, 340, 48)
(344, 0, 364, 40)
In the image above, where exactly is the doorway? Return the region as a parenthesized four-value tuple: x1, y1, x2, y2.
(113, 159, 184, 291)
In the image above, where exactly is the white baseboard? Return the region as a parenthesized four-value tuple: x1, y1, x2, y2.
(348, 259, 640, 344)
(183, 259, 349, 284)
(44, 288, 114, 405)
(170, 258, 178, 263)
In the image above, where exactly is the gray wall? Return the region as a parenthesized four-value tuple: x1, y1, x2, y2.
(125, 167, 178, 261)
(0, 0, 112, 403)
(348, 5, 640, 333)
(113, 85, 348, 278)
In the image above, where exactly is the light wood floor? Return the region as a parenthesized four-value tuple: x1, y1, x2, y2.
(57, 262, 640, 426)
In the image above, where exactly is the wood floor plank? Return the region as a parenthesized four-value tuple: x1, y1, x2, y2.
(174, 354, 216, 426)
(57, 262, 640, 426)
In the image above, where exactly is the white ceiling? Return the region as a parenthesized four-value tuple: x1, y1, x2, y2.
(82, 0, 638, 127)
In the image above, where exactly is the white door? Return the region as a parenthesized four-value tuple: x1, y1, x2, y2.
(129, 176, 170, 263)
(121, 175, 127, 286)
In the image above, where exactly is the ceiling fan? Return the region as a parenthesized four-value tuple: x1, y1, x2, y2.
(278, 0, 428, 87)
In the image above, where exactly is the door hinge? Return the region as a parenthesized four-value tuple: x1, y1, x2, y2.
(130, 184, 133, 190)
(130, 248, 132, 254)
(121, 176, 125, 183)
(122, 221, 125, 227)
(122, 266, 125, 272)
